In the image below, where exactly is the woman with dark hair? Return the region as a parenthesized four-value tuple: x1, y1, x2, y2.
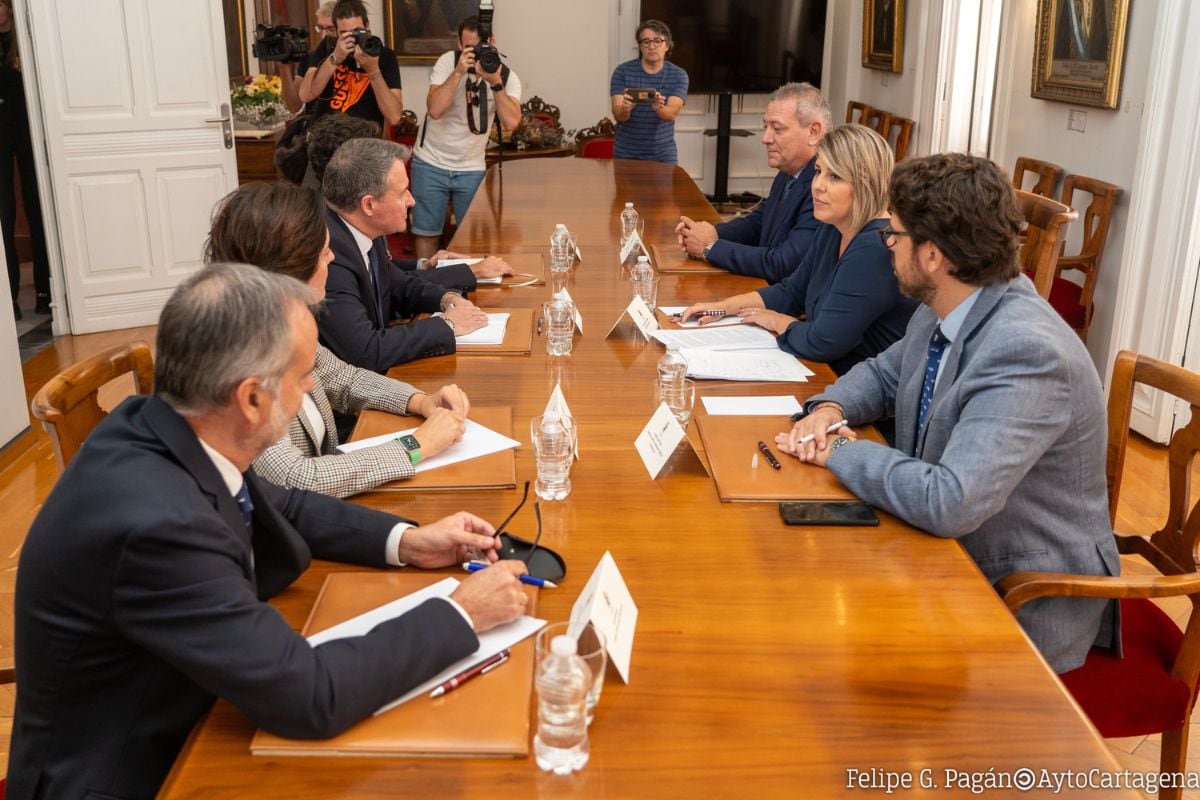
(0, 0, 51, 320)
(205, 181, 468, 498)
(682, 125, 917, 376)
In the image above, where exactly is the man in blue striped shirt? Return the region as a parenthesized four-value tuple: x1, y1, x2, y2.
(609, 20, 689, 164)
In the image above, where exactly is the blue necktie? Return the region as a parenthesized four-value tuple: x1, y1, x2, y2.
(917, 326, 947, 435)
(234, 481, 254, 535)
(367, 249, 385, 326)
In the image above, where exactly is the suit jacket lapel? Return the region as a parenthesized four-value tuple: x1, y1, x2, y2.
(327, 207, 380, 328)
(311, 385, 340, 453)
(245, 468, 312, 599)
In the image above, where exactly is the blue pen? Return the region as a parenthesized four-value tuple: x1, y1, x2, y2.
(462, 561, 557, 588)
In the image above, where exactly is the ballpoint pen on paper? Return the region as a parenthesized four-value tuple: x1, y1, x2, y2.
(796, 419, 850, 445)
(428, 649, 511, 698)
(756, 441, 782, 470)
(463, 561, 557, 588)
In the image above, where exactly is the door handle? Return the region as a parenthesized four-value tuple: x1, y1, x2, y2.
(206, 102, 233, 149)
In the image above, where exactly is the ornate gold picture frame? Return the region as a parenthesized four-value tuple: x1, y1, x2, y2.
(383, 0, 477, 64)
(1032, 0, 1130, 109)
(862, 0, 905, 73)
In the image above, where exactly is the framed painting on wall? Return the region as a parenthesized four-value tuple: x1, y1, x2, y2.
(1032, 0, 1130, 109)
(383, 0, 476, 64)
(862, 0, 904, 73)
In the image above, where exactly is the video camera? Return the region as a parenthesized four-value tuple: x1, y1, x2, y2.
(472, 0, 502, 74)
(251, 24, 309, 64)
(348, 27, 383, 57)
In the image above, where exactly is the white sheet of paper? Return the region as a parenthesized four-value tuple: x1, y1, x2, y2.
(651, 325, 778, 352)
(657, 306, 744, 328)
(337, 418, 520, 472)
(634, 401, 687, 479)
(433, 312, 509, 344)
(307, 577, 546, 713)
(544, 383, 580, 460)
(679, 347, 815, 382)
(626, 295, 659, 338)
(435, 258, 483, 268)
(554, 287, 583, 333)
(701, 395, 803, 416)
(567, 552, 638, 683)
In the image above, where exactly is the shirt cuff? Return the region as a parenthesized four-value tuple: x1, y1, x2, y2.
(385, 522, 413, 566)
(417, 257, 429, 270)
(442, 596, 475, 629)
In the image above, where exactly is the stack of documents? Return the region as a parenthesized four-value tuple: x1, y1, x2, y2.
(649, 321, 815, 382)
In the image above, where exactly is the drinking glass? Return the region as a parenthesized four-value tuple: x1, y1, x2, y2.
(543, 298, 575, 356)
(655, 377, 696, 429)
(536, 621, 607, 725)
(531, 413, 576, 501)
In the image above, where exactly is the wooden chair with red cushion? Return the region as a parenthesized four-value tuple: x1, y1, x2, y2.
(520, 95, 561, 128)
(387, 110, 421, 258)
(883, 115, 914, 161)
(574, 117, 615, 159)
(1012, 156, 1064, 198)
(999, 350, 1200, 800)
(1047, 174, 1122, 341)
(30, 341, 154, 472)
(845, 100, 872, 125)
(1014, 189, 1077, 302)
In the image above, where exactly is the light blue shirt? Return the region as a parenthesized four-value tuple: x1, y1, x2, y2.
(933, 288, 982, 389)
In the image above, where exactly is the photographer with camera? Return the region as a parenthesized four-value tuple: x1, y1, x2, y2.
(610, 19, 688, 164)
(299, 0, 403, 129)
(276, 1, 336, 114)
(411, 6, 522, 260)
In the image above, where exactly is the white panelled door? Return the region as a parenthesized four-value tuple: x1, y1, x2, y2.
(27, 0, 237, 333)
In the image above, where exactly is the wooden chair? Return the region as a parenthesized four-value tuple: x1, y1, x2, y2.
(520, 95, 561, 128)
(845, 100, 872, 125)
(30, 341, 154, 471)
(883, 116, 914, 161)
(389, 109, 420, 143)
(1015, 189, 1077, 301)
(387, 110, 421, 257)
(863, 107, 892, 137)
(1012, 156, 1064, 198)
(998, 350, 1200, 800)
(1044, 174, 1123, 341)
(573, 117, 615, 159)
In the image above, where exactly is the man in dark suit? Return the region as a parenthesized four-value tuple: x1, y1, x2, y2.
(7, 263, 529, 799)
(674, 82, 830, 284)
(319, 136, 491, 372)
(779, 154, 1120, 673)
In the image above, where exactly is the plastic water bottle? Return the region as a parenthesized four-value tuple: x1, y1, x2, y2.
(534, 635, 591, 774)
(657, 345, 689, 389)
(619, 202, 638, 245)
(550, 223, 572, 273)
(629, 255, 656, 305)
(533, 412, 573, 501)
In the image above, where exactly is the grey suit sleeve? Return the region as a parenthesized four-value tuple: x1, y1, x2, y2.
(825, 334, 1072, 537)
(810, 335, 908, 423)
(253, 417, 416, 498)
(314, 345, 416, 417)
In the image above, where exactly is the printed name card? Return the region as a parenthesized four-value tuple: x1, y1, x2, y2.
(544, 382, 579, 460)
(607, 295, 660, 340)
(568, 551, 638, 683)
(634, 401, 687, 478)
(618, 230, 650, 264)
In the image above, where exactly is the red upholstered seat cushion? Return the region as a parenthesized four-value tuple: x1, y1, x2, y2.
(1024, 270, 1087, 329)
(578, 138, 614, 159)
(1058, 598, 1192, 738)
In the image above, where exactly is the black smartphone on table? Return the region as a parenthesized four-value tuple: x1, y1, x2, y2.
(779, 501, 879, 526)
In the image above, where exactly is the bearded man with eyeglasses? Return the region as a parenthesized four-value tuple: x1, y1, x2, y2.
(609, 19, 689, 164)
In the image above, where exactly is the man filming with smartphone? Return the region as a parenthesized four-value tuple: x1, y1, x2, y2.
(609, 19, 688, 164)
(411, 6, 522, 261)
(299, 0, 404, 128)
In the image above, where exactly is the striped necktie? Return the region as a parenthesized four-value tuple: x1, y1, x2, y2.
(234, 480, 254, 535)
(367, 248, 385, 326)
(917, 326, 948, 435)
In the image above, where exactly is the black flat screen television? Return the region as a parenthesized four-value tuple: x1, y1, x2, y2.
(638, 0, 828, 94)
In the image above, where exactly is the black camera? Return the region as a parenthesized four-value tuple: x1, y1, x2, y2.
(251, 24, 309, 63)
(349, 27, 383, 57)
(472, 1, 501, 74)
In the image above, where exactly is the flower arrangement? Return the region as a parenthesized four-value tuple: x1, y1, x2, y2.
(230, 74, 288, 128)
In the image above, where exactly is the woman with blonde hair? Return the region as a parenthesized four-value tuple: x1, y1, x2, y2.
(682, 124, 916, 375)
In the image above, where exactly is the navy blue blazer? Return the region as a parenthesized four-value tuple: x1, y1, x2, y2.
(757, 219, 918, 375)
(708, 159, 820, 283)
(8, 395, 477, 799)
(319, 208, 457, 372)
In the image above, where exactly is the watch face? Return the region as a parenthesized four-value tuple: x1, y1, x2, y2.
(398, 434, 421, 452)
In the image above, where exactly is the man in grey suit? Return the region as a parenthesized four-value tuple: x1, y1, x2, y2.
(778, 153, 1120, 674)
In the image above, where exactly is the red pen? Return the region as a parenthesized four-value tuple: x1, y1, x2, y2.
(429, 649, 511, 698)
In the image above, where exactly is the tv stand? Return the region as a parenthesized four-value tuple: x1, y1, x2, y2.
(702, 93, 755, 204)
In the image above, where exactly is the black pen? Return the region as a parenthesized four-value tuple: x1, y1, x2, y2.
(757, 441, 782, 470)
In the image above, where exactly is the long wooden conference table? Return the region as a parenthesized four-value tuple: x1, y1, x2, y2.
(160, 160, 1137, 798)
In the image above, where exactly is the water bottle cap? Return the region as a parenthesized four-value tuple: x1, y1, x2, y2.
(624, 202, 634, 209)
(550, 635, 578, 656)
(555, 223, 567, 231)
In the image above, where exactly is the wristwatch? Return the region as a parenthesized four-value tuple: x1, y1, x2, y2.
(397, 434, 422, 466)
(490, 82, 504, 92)
(442, 316, 456, 332)
(828, 436, 851, 454)
(701, 240, 716, 262)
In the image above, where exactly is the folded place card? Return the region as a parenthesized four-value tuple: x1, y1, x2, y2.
(568, 552, 638, 683)
(634, 401, 688, 479)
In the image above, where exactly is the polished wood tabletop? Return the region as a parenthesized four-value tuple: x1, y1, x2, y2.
(160, 160, 1136, 798)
